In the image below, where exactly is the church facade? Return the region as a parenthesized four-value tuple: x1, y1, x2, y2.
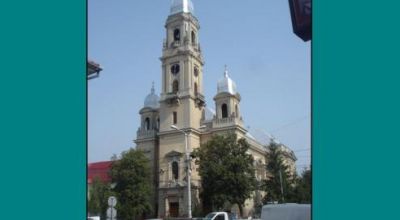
(135, 0, 271, 218)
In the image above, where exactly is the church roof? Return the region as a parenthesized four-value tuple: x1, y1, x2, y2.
(217, 66, 237, 95)
(204, 107, 216, 121)
(144, 82, 160, 109)
(170, 0, 194, 15)
(87, 161, 112, 184)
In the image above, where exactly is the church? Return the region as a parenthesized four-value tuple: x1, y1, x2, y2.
(134, 0, 286, 218)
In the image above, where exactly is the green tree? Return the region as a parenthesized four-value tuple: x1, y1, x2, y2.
(262, 142, 297, 204)
(88, 176, 112, 218)
(294, 168, 312, 203)
(110, 149, 153, 220)
(193, 133, 256, 217)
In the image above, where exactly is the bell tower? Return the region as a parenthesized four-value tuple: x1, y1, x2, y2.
(159, 0, 205, 132)
(157, 0, 205, 218)
(213, 66, 244, 128)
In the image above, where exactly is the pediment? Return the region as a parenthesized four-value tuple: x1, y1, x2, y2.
(165, 150, 183, 158)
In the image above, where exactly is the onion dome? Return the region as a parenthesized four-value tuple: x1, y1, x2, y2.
(144, 82, 160, 109)
(217, 65, 237, 95)
(170, 0, 194, 15)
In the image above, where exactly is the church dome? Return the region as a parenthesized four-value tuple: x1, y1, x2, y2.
(217, 66, 237, 95)
(144, 83, 160, 109)
(170, 0, 194, 15)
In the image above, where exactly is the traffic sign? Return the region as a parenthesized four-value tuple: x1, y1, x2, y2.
(107, 207, 117, 219)
(108, 196, 117, 207)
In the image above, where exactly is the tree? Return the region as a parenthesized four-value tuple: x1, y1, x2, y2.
(294, 168, 312, 203)
(262, 142, 297, 204)
(193, 133, 256, 217)
(88, 176, 112, 219)
(110, 149, 153, 220)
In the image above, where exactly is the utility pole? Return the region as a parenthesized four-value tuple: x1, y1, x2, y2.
(279, 169, 285, 203)
(171, 124, 206, 218)
(171, 125, 192, 218)
(185, 132, 192, 218)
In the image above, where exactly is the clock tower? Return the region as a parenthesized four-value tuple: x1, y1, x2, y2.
(159, 0, 205, 132)
(157, 0, 205, 217)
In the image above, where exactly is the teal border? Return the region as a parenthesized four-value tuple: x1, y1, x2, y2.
(313, 0, 400, 219)
(0, 0, 86, 219)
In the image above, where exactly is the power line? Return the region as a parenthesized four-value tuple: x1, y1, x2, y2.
(293, 148, 311, 152)
(270, 115, 310, 133)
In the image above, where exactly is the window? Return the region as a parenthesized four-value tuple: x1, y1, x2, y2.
(173, 28, 180, 41)
(221, 104, 228, 118)
(157, 118, 160, 130)
(173, 112, 177, 124)
(172, 80, 179, 93)
(172, 161, 179, 180)
(216, 214, 225, 220)
(194, 82, 198, 95)
(191, 31, 196, 44)
(145, 117, 150, 130)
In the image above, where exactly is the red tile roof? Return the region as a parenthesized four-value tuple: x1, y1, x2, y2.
(88, 161, 113, 184)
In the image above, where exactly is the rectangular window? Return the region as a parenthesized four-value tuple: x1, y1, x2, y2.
(173, 112, 177, 124)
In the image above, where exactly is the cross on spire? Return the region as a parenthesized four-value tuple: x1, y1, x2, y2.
(151, 81, 155, 94)
(224, 65, 229, 77)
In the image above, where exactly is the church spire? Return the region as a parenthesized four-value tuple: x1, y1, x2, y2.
(217, 65, 237, 95)
(224, 64, 229, 78)
(170, 0, 194, 15)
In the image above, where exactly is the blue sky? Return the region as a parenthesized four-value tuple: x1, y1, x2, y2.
(88, 0, 311, 171)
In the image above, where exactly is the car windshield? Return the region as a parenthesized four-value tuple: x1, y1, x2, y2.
(204, 212, 217, 220)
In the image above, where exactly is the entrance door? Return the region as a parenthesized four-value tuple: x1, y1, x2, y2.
(169, 202, 179, 217)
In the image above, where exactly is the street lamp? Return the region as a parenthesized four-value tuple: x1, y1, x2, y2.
(170, 124, 206, 218)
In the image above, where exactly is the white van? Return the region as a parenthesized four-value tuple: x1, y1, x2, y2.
(261, 203, 310, 220)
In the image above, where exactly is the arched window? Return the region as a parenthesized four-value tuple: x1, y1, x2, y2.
(174, 29, 180, 41)
(221, 104, 228, 118)
(194, 82, 198, 96)
(172, 161, 179, 180)
(172, 80, 179, 93)
(145, 117, 150, 130)
(191, 31, 196, 44)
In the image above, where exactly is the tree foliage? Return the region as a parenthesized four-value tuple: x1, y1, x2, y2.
(110, 149, 153, 220)
(262, 142, 297, 203)
(293, 168, 312, 203)
(88, 176, 112, 218)
(193, 133, 256, 216)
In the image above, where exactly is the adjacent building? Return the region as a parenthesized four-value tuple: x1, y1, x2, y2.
(87, 161, 112, 199)
(87, 60, 102, 80)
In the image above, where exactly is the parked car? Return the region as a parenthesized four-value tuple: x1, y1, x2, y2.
(87, 216, 100, 220)
(261, 203, 310, 220)
(204, 211, 237, 220)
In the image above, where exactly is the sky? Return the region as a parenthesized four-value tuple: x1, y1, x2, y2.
(88, 0, 311, 172)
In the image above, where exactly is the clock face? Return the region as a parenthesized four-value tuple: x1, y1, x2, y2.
(171, 64, 180, 75)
